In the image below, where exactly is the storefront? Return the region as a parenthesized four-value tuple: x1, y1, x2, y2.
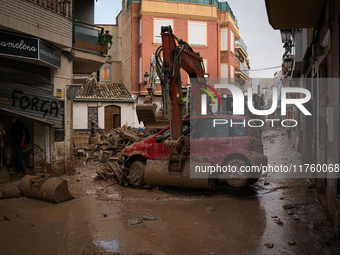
(0, 31, 68, 175)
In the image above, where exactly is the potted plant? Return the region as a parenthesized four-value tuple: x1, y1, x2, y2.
(99, 30, 113, 49)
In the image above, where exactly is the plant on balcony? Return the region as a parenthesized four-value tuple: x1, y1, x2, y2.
(99, 30, 113, 49)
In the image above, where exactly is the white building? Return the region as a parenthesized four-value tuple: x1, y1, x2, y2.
(73, 78, 140, 131)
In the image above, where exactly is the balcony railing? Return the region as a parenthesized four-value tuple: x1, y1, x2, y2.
(127, 0, 237, 24)
(237, 61, 248, 76)
(73, 21, 107, 55)
(26, 0, 72, 18)
(236, 38, 248, 53)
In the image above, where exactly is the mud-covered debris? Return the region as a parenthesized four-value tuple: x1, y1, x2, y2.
(142, 214, 157, 221)
(3, 215, 10, 221)
(264, 243, 274, 249)
(133, 252, 153, 255)
(206, 207, 216, 212)
(283, 204, 296, 210)
(274, 218, 284, 226)
(127, 217, 143, 225)
(288, 239, 296, 245)
(0, 181, 21, 199)
(93, 126, 156, 184)
(19, 175, 74, 203)
(308, 184, 316, 189)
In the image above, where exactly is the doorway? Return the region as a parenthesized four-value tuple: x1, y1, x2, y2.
(105, 105, 121, 132)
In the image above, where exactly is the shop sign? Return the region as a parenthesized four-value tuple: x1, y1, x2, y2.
(0, 32, 61, 68)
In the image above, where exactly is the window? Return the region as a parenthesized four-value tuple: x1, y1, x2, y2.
(188, 22, 207, 46)
(100, 63, 111, 82)
(139, 58, 142, 83)
(157, 121, 190, 142)
(88, 107, 98, 129)
(221, 64, 228, 78)
(191, 118, 230, 139)
(230, 31, 235, 53)
(221, 28, 228, 50)
(154, 19, 173, 43)
(139, 19, 142, 44)
(230, 66, 234, 83)
(203, 59, 207, 73)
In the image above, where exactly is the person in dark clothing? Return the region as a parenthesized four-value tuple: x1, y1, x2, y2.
(11, 118, 26, 174)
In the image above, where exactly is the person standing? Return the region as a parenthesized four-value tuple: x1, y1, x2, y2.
(11, 118, 26, 174)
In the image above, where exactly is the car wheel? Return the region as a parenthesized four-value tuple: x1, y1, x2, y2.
(224, 158, 249, 187)
(129, 161, 145, 187)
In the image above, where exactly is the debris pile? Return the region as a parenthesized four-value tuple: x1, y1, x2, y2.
(83, 125, 155, 157)
(79, 125, 156, 185)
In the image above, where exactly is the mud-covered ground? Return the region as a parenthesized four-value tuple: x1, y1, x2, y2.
(0, 128, 339, 254)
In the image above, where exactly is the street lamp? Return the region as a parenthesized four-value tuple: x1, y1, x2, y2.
(283, 57, 294, 69)
(144, 72, 150, 85)
(280, 29, 292, 43)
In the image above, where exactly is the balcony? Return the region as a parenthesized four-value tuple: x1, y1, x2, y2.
(236, 61, 248, 79)
(72, 21, 107, 74)
(26, 0, 72, 18)
(1, 0, 72, 48)
(235, 39, 248, 61)
(236, 38, 247, 53)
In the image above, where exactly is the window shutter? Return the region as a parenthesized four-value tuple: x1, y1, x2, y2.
(154, 19, 172, 43)
(230, 32, 235, 53)
(139, 19, 142, 43)
(221, 29, 228, 50)
(221, 64, 228, 78)
(189, 22, 206, 46)
(139, 58, 142, 83)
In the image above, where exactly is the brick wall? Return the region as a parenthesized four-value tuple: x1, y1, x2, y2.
(121, 2, 133, 93)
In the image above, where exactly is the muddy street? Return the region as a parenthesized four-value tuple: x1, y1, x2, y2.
(0, 128, 339, 255)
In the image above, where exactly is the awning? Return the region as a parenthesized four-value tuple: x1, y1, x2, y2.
(265, 0, 326, 29)
(0, 82, 64, 128)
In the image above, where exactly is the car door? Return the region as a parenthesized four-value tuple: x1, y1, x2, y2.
(150, 121, 191, 160)
(190, 118, 233, 165)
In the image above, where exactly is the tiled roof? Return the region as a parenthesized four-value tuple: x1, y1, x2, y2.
(76, 78, 133, 101)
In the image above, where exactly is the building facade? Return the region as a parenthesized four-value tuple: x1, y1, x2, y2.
(117, 0, 250, 112)
(265, 0, 340, 241)
(73, 22, 139, 131)
(0, 0, 106, 175)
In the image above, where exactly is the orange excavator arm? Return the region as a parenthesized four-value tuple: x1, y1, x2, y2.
(161, 25, 206, 171)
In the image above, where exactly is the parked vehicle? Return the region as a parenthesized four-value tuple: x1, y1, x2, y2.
(122, 115, 267, 188)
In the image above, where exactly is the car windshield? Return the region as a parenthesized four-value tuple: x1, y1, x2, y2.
(159, 122, 190, 140)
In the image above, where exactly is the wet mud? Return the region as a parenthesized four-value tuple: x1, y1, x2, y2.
(0, 128, 339, 254)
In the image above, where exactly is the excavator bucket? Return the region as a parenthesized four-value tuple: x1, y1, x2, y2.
(144, 160, 215, 189)
(18, 175, 74, 203)
(136, 103, 157, 124)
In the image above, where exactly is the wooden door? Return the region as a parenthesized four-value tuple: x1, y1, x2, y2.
(105, 105, 121, 131)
